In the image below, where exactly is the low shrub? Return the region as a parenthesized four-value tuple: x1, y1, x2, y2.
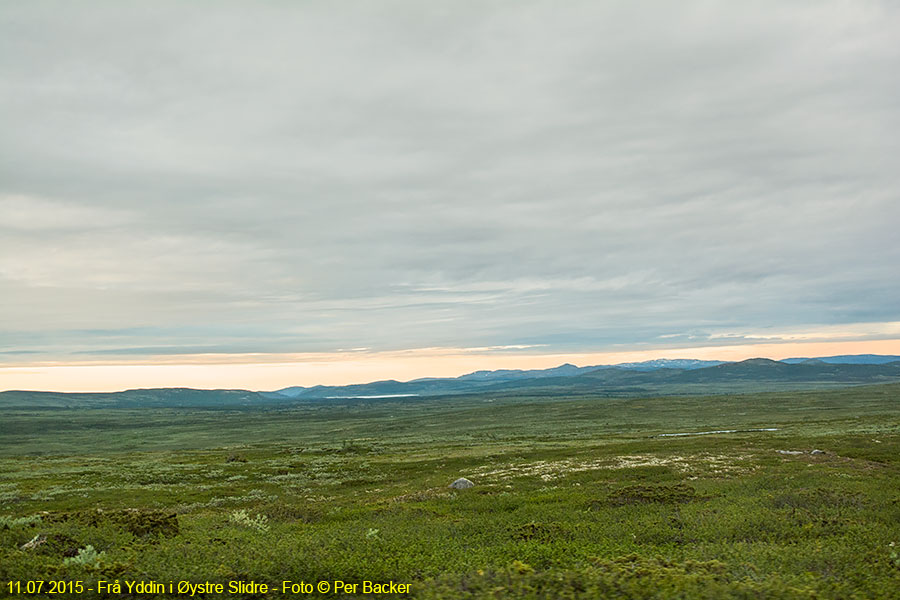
(602, 483, 702, 507)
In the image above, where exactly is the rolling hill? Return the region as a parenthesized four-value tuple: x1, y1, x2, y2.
(2, 355, 900, 408)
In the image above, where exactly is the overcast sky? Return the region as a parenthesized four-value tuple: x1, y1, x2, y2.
(2, 2, 899, 390)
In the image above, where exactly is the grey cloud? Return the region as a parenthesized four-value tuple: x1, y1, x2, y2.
(1, 1, 899, 362)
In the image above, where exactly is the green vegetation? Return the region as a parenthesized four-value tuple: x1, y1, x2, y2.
(1, 384, 899, 598)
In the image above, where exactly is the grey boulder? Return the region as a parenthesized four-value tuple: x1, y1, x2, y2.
(449, 477, 474, 489)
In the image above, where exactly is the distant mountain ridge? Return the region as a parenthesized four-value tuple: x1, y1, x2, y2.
(781, 354, 900, 365)
(3, 354, 898, 408)
(607, 358, 726, 371)
(270, 354, 897, 397)
(272, 358, 726, 396)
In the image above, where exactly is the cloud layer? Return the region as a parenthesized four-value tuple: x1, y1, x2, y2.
(1, 1, 899, 372)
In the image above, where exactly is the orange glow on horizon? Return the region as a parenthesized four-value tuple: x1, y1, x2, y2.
(2, 338, 900, 393)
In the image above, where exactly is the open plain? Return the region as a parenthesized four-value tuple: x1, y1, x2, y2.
(2, 384, 898, 598)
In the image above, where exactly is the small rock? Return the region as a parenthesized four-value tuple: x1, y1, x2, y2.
(449, 477, 474, 489)
(810, 449, 825, 455)
(20, 534, 46, 551)
(776, 450, 803, 455)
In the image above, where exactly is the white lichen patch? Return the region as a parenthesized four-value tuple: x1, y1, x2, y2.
(472, 453, 756, 482)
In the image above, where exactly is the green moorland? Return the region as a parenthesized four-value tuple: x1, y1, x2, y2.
(1, 384, 899, 599)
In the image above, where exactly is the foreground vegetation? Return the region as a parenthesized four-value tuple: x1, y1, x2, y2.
(1, 384, 899, 598)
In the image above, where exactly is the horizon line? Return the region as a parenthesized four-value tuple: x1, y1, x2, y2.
(2, 339, 900, 393)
